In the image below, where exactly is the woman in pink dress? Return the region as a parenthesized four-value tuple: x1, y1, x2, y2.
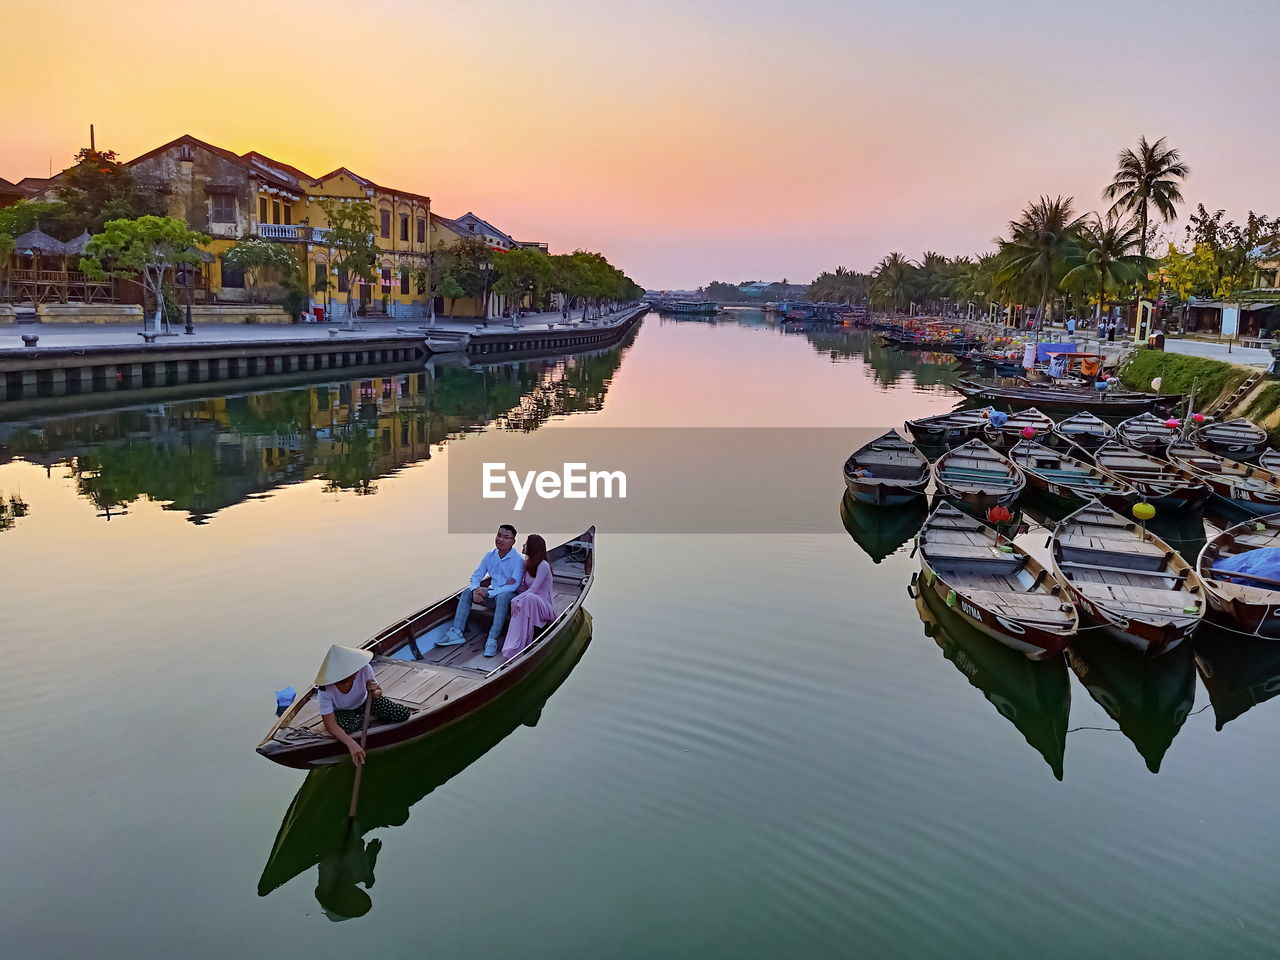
(502, 535, 557, 658)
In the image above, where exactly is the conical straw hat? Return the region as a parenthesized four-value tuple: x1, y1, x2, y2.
(315, 644, 373, 686)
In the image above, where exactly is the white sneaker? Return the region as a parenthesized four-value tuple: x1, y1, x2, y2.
(435, 628, 466, 647)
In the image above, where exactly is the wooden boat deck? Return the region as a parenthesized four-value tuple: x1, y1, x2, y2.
(272, 559, 590, 746)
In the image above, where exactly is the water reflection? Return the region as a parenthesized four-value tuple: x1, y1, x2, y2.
(914, 585, 1070, 780)
(800, 328, 962, 389)
(839, 493, 927, 564)
(1066, 634, 1196, 773)
(257, 609, 592, 919)
(0, 489, 29, 532)
(0, 336, 634, 522)
(1194, 623, 1280, 730)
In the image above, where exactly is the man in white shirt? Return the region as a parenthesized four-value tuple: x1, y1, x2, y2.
(436, 524, 525, 657)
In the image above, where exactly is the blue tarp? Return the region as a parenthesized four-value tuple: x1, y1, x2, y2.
(1213, 547, 1280, 585)
(1038, 342, 1078, 362)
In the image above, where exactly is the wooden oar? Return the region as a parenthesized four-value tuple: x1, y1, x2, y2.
(347, 694, 374, 826)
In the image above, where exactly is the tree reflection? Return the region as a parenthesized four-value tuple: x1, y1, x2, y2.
(0, 333, 635, 522)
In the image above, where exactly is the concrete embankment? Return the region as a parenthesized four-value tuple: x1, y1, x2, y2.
(0, 305, 647, 407)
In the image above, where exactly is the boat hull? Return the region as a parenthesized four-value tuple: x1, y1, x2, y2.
(913, 568, 1071, 660)
(845, 477, 926, 505)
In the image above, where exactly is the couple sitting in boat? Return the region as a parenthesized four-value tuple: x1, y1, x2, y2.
(436, 523, 557, 659)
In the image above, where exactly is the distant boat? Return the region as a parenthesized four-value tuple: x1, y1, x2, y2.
(669, 299, 720, 315)
(1192, 418, 1269, 461)
(1051, 411, 1116, 451)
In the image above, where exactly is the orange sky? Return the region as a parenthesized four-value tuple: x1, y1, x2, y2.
(2, 0, 1277, 287)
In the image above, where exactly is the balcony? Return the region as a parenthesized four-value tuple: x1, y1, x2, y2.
(255, 224, 332, 242)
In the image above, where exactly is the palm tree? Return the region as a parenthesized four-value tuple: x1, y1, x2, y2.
(872, 252, 916, 314)
(1104, 136, 1190, 259)
(1060, 215, 1150, 322)
(996, 196, 1086, 330)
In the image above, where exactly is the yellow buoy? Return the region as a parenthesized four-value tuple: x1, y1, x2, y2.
(1132, 502, 1156, 521)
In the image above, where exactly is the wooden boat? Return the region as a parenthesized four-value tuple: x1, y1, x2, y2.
(1050, 410, 1116, 451)
(1116, 412, 1180, 454)
(954, 378, 1182, 415)
(1166, 440, 1280, 514)
(914, 585, 1069, 779)
(1093, 442, 1211, 508)
(257, 528, 596, 768)
(1050, 503, 1205, 655)
(1260, 449, 1280, 474)
(983, 407, 1055, 449)
(913, 501, 1076, 659)
(1066, 632, 1195, 773)
(1196, 513, 1280, 637)
(904, 407, 993, 446)
(1008, 439, 1138, 512)
(840, 493, 927, 564)
(258, 609, 593, 905)
(1192, 418, 1269, 461)
(932, 439, 1025, 515)
(1193, 623, 1280, 729)
(843, 430, 929, 505)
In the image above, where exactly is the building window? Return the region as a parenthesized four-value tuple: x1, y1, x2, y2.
(381, 266, 393, 290)
(380, 210, 391, 238)
(315, 262, 328, 289)
(399, 214, 409, 242)
(271, 199, 281, 225)
(337, 266, 349, 293)
(220, 255, 245, 289)
(258, 197, 268, 223)
(399, 266, 410, 295)
(416, 217, 426, 243)
(283, 203, 292, 226)
(211, 193, 235, 223)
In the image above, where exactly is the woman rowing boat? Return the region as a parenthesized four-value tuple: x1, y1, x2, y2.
(314, 645, 411, 765)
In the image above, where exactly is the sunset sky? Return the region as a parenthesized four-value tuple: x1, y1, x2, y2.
(1, 0, 1276, 288)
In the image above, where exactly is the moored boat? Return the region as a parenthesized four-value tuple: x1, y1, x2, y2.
(1093, 442, 1211, 508)
(954, 378, 1182, 415)
(1050, 410, 1116, 451)
(913, 501, 1076, 660)
(905, 407, 993, 446)
(1166, 441, 1280, 515)
(1260, 449, 1280, 474)
(257, 528, 596, 768)
(1008, 438, 1138, 512)
(1050, 503, 1205, 655)
(1196, 513, 1280, 637)
(843, 430, 929, 505)
(1116, 412, 1179, 454)
(983, 407, 1054, 449)
(1192, 418, 1269, 461)
(932, 439, 1025, 515)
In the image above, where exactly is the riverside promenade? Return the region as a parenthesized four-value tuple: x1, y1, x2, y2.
(0, 304, 647, 407)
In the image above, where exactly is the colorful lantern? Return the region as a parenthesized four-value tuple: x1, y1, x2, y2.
(1021, 426, 1036, 439)
(1191, 413, 1206, 423)
(1132, 502, 1156, 521)
(1151, 377, 1163, 392)
(986, 505, 1013, 525)
(1164, 418, 1180, 429)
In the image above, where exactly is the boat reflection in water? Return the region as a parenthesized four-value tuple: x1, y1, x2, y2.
(1194, 622, 1280, 730)
(913, 585, 1070, 780)
(257, 609, 593, 920)
(839, 492, 928, 564)
(1066, 632, 1195, 773)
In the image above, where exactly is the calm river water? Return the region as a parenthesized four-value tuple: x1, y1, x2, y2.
(3, 310, 1278, 959)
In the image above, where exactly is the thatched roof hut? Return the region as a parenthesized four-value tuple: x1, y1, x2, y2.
(13, 227, 68, 256)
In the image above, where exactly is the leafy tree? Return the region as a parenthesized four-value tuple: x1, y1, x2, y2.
(1104, 136, 1190, 258)
(318, 198, 379, 328)
(1060, 215, 1149, 319)
(412, 242, 457, 325)
(493, 247, 552, 315)
(871, 252, 917, 313)
(448, 236, 497, 317)
(222, 237, 299, 304)
(438, 273, 466, 318)
(995, 196, 1085, 329)
(0, 199, 79, 241)
(56, 148, 164, 235)
(80, 216, 211, 332)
